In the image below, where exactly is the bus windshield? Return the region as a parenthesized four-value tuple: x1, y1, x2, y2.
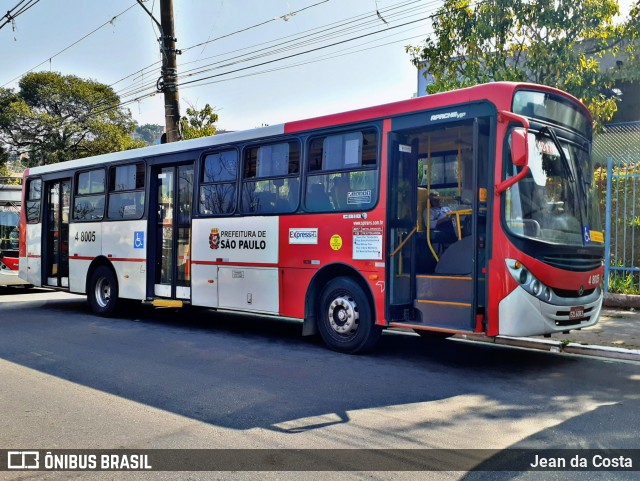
(504, 130, 602, 245)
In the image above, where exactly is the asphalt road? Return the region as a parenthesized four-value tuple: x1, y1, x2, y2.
(0, 288, 639, 481)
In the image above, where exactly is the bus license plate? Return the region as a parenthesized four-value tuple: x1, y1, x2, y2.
(569, 306, 584, 320)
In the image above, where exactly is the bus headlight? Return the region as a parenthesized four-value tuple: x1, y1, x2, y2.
(519, 269, 528, 284)
(506, 259, 552, 304)
(532, 280, 541, 296)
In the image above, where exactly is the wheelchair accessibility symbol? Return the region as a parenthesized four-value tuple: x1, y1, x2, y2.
(583, 225, 591, 244)
(134, 231, 145, 249)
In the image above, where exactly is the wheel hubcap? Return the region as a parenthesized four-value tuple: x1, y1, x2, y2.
(327, 295, 359, 335)
(95, 277, 111, 308)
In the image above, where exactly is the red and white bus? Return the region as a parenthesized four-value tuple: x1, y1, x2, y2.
(1, 180, 29, 286)
(20, 82, 604, 352)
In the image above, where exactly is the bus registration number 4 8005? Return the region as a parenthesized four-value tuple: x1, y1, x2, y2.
(569, 306, 584, 320)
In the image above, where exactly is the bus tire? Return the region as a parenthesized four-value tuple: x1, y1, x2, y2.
(317, 276, 381, 354)
(88, 265, 119, 317)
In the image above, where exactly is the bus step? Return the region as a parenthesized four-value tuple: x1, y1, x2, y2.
(152, 299, 184, 308)
(412, 299, 473, 331)
(416, 275, 472, 304)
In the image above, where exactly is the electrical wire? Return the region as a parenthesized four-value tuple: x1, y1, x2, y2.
(1, 2, 139, 88)
(4, 0, 453, 127)
(181, 0, 331, 53)
(0, 0, 41, 31)
(178, 15, 429, 88)
(111, 0, 434, 102)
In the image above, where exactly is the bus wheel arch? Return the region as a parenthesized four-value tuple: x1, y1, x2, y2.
(86, 258, 119, 317)
(304, 264, 381, 353)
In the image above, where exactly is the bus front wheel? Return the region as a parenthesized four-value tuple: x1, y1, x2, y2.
(317, 276, 381, 354)
(88, 265, 119, 317)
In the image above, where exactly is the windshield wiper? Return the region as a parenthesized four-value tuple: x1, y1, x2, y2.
(540, 126, 575, 183)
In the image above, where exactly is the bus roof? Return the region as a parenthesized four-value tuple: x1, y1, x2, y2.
(25, 82, 589, 177)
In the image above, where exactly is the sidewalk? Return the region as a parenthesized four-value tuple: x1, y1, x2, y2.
(457, 307, 640, 361)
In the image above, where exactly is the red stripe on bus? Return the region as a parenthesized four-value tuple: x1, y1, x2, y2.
(191, 260, 278, 268)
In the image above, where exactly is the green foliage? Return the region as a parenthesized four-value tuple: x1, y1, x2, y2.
(608, 271, 640, 295)
(406, 0, 639, 131)
(180, 103, 218, 140)
(135, 123, 164, 145)
(0, 163, 11, 179)
(0, 147, 8, 175)
(0, 71, 144, 167)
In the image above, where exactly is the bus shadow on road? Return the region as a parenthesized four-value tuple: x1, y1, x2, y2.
(0, 297, 637, 439)
(0, 286, 50, 296)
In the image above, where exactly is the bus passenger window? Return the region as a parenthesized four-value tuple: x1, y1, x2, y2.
(305, 129, 378, 212)
(200, 150, 238, 215)
(73, 169, 105, 221)
(26, 178, 42, 223)
(107, 163, 145, 220)
(241, 141, 300, 215)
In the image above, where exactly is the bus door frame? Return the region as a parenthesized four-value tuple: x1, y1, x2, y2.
(42, 176, 72, 288)
(386, 102, 495, 330)
(147, 156, 195, 301)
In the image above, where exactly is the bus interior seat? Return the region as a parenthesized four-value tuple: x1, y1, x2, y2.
(434, 235, 474, 275)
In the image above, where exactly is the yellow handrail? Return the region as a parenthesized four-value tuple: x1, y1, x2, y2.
(390, 227, 417, 257)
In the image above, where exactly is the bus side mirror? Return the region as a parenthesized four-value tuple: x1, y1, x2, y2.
(511, 128, 528, 167)
(495, 127, 531, 196)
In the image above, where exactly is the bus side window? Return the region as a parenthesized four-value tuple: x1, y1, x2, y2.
(73, 169, 105, 221)
(305, 129, 378, 213)
(241, 141, 300, 215)
(107, 163, 145, 220)
(200, 150, 238, 215)
(26, 178, 42, 224)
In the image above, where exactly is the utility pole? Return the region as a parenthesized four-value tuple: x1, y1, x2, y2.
(159, 0, 181, 142)
(136, 0, 181, 142)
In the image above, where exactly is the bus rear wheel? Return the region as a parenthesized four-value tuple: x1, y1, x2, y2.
(317, 276, 381, 354)
(88, 265, 118, 317)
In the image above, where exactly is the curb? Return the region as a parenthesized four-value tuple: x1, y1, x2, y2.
(454, 334, 640, 362)
(604, 293, 640, 309)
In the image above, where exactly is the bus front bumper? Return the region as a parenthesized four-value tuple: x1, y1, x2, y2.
(498, 285, 602, 337)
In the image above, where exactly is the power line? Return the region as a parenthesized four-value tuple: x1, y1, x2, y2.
(0, 0, 41, 31)
(105, 0, 336, 106)
(110, 2, 435, 114)
(111, 0, 432, 102)
(110, 0, 336, 100)
(180, 32, 429, 91)
(4, 0, 442, 128)
(181, 0, 331, 53)
(176, 1, 433, 81)
(1, 2, 139, 88)
(178, 15, 429, 88)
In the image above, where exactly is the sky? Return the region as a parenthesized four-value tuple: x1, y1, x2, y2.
(0, 0, 636, 132)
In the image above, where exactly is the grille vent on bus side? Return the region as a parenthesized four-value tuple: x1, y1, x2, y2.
(543, 254, 602, 272)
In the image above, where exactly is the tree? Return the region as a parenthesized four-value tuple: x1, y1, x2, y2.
(135, 123, 164, 145)
(0, 148, 10, 177)
(406, 0, 640, 130)
(180, 103, 218, 140)
(0, 72, 145, 167)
